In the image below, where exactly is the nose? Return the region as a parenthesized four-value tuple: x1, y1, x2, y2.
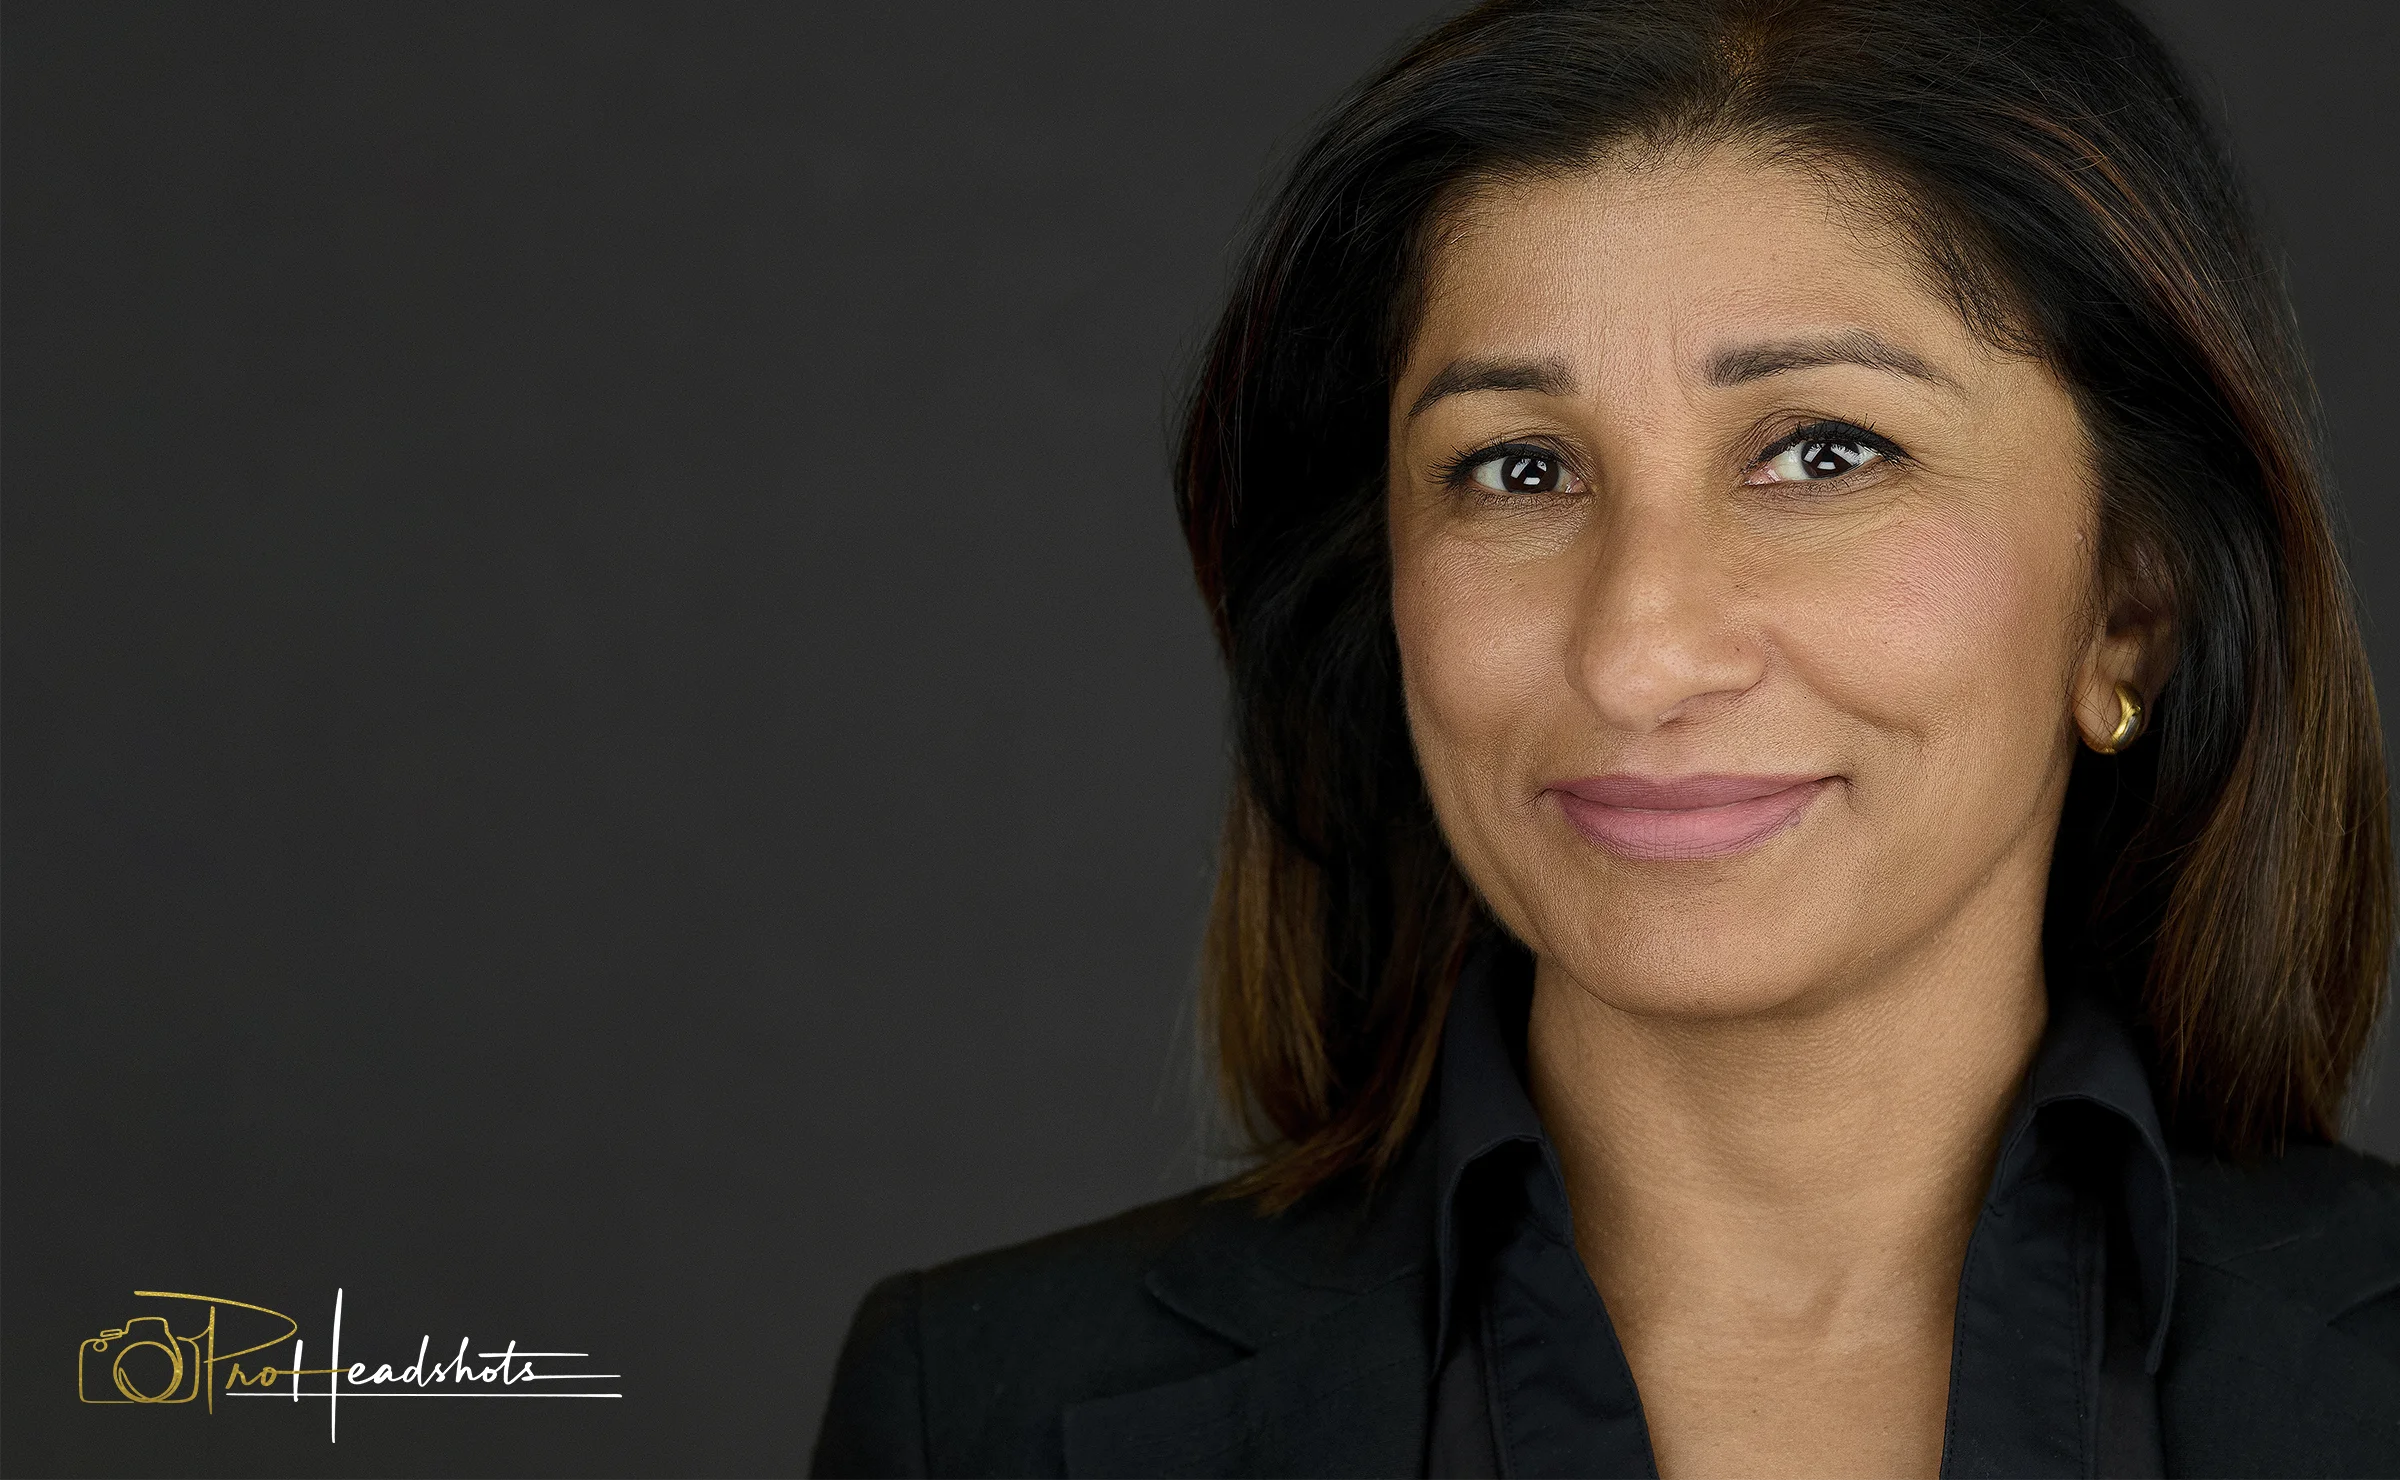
(1565, 494, 1762, 733)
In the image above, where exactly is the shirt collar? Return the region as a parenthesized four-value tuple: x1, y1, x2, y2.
(1998, 976, 2180, 1370)
(1431, 937, 1547, 1364)
(1430, 937, 2180, 1369)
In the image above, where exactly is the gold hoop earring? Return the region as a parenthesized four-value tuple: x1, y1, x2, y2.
(2089, 681, 2146, 754)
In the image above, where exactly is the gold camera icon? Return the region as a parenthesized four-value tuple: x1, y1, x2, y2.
(79, 1315, 206, 1404)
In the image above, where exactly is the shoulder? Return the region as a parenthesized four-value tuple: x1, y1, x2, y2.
(910, 1184, 1271, 1395)
(2161, 1141, 2400, 1477)
(2173, 1139, 2400, 1317)
(810, 1151, 1437, 1479)
(809, 1185, 1274, 1479)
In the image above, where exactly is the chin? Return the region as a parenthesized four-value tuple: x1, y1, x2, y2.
(1551, 933, 1838, 1021)
(1510, 867, 1864, 1021)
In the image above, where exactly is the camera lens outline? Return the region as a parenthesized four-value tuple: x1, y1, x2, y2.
(107, 1324, 188, 1402)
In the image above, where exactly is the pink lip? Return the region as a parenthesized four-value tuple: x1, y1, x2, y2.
(1548, 773, 1834, 861)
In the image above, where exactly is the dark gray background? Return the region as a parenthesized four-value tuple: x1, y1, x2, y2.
(3, 3, 2392, 1476)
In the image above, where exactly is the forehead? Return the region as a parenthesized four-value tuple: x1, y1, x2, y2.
(1410, 147, 1977, 374)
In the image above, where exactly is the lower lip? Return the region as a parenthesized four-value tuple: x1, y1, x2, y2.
(1552, 779, 1833, 861)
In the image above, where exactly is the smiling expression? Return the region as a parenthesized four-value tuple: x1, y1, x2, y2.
(1387, 146, 2149, 1020)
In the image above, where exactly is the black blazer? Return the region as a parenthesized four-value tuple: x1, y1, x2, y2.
(812, 1136, 2399, 1478)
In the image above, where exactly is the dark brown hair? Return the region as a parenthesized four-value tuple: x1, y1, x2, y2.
(1178, 0, 2392, 1208)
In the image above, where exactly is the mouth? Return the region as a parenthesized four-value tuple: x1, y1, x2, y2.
(1547, 772, 1836, 861)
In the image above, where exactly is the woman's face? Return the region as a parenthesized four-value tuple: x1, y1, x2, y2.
(1388, 148, 2156, 1019)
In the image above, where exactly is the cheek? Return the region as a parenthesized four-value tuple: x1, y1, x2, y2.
(1390, 536, 1565, 791)
(1785, 507, 2079, 754)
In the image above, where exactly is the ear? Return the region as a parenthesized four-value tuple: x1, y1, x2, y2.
(2072, 544, 2176, 751)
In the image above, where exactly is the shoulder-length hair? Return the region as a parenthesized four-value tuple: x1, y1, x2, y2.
(1178, 0, 2391, 1208)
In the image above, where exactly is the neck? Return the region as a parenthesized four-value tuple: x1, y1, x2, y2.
(1524, 880, 2049, 1342)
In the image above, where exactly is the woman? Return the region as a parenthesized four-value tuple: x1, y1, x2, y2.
(815, 0, 2396, 1474)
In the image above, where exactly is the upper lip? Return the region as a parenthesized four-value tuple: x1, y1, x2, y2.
(1548, 773, 1831, 810)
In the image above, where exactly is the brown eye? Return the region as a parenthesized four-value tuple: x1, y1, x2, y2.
(1776, 439, 1877, 479)
(1470, 450, 1571, 493)
(1746, 421, 1902, 486)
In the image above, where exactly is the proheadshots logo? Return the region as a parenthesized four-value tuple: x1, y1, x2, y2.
(79, 1288, 621, 1441)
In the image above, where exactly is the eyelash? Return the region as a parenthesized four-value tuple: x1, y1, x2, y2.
(1435, 419, 1910, 494)
(1433, 439, 1562, 490)
(1752, 419, 1909, 480)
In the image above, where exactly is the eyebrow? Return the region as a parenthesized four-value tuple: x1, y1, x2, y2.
(1405, 356, 1576, 420)
(1405, 333, 1957, 420)
(1704, 331, 1960, 391)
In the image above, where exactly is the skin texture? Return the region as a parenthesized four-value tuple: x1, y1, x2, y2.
(1387, 147, 2169, 1479)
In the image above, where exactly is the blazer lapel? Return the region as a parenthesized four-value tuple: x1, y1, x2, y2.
(1062, 1144, 1439, 1478)
(2159, 1261, 2400, 1476)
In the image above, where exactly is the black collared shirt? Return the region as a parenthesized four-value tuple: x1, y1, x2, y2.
(1425, 942, 2178, 1479)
